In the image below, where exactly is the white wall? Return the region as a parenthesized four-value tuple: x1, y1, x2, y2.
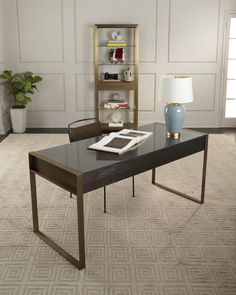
(1, 0, 236, 129)
(0, 0, 4, 67)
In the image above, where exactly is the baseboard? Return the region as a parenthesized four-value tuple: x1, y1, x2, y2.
(190, 127, 236, 133)
(0, 128, 12, 142)
(26, 128, 67, 133)
(0, 126, 12, 135)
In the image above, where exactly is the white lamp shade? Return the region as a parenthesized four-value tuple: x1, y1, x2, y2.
(159, 76, 193, 103)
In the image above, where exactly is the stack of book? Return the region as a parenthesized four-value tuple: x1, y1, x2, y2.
(104, 99, 129, 109)
(107, 40, 127, 47)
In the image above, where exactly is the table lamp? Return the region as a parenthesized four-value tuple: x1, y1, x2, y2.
(159, 76, 193, 138)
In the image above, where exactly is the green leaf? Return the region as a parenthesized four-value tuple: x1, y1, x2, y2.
(4, 70, 12, 77)
(12, 82, 24, 90)
(32, 76, 42, 83)
(26, 96, 32, 103)
(24, 71, 33, 77)
(16, 92, 25, 99)
(24, 81, 32, 92)
(0, 73, 8, 80)
(14, 73, 22, 80)
(0, 70, 13, 80)
(16, 92, 26, 103)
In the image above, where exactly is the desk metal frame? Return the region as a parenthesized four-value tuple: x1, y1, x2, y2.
(29, 132, 208, 270)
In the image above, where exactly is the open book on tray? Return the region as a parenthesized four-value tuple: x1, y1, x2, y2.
(88, 129, 152, 155)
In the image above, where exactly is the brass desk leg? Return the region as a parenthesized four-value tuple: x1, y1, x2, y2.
(132, 176, 135, 197)
(29, 170, 86, 269)
(152, 136, 208, 204)
(76, 174, 85, 268)
(30, 170, 39, 232)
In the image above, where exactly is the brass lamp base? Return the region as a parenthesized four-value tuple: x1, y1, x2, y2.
(166, 131, 180, 139)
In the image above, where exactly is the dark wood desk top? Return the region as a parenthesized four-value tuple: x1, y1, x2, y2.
(29, 123, 207, 194)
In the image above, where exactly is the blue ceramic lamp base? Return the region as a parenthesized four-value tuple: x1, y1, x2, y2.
(164, 103, 185, 138)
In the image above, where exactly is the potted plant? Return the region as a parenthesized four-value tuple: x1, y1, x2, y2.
(0, 70, 42, 133)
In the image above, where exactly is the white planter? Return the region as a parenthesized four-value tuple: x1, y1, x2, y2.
(10, 108, 26, 133)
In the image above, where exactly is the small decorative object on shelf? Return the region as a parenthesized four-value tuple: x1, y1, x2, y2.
(107, 30, 127, 47)
(112, 93, 121, 101)
(94, 24, 139, 132)
(111, 111, 121, 123)
(108, 110, 123, 127)
(123, 68, 132, 82)
(109, 48, 125, 64)
(104, 72, 119, 80)
(111, 30, 122, 41)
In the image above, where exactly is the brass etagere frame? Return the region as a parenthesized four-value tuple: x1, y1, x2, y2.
(94, 24, 139, 132)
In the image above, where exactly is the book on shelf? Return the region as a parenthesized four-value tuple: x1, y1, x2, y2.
(107, 40, 127, 47)
(108, 99, 125, 103)
(104, 102, 129, 109)
(88, 129, 152, 155)
(108, 121, 124, 127)
(108, 40, 126, 43)
(102, 79, 121, 82)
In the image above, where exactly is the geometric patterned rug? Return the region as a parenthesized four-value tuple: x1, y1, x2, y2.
(0, 133, 235, 295)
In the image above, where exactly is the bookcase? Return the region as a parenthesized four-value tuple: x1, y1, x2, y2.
(94, 24, 139, 132)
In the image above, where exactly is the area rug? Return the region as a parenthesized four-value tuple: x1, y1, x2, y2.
(0, 133, 235, 295)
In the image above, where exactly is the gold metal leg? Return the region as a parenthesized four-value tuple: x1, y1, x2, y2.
(30, 170, 39, 232)
(200, 136, 208, 203)
(132, 176, 135, 197)
(152, 136, 208, 204)
(103, 186, 107, 213)
(76, 175, 85, 268)
(29, 170, 86, 269)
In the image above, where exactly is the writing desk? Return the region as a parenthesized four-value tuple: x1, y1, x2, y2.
(29, 123, 208, 269)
